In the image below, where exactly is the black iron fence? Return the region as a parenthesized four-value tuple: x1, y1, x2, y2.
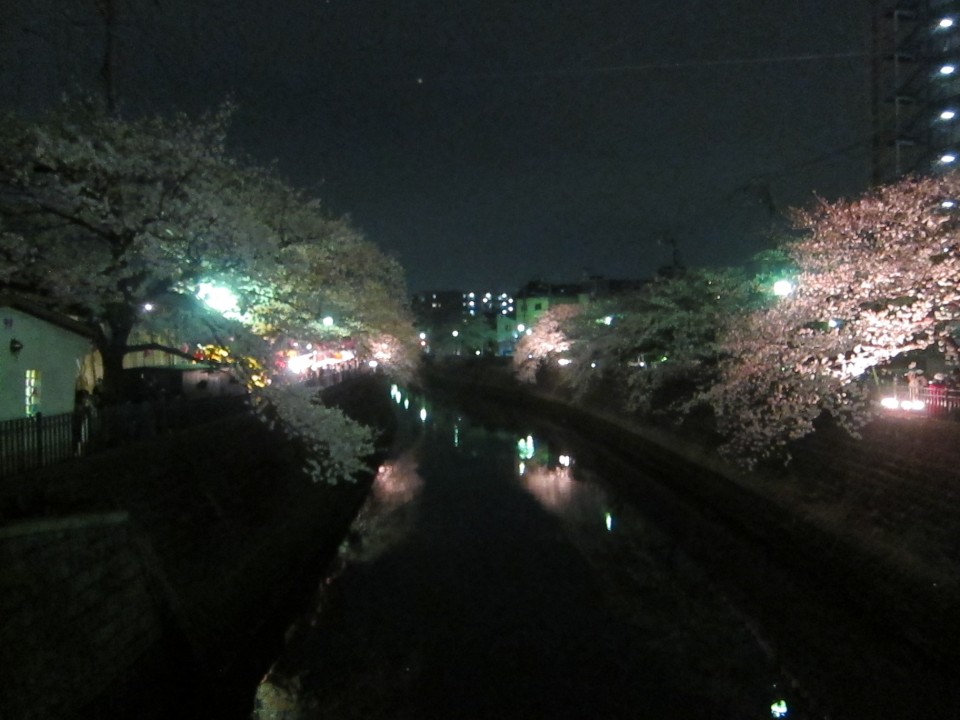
(0, 395, 249, 481)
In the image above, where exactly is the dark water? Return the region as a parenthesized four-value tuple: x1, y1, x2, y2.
(252, 387, 799, 719)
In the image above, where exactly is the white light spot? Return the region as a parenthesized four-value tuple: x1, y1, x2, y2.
(773, 279, 794, 297)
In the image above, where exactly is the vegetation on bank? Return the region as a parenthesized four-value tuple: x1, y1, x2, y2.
(514, 173, 960, 467)
(0, 98, 417, 483)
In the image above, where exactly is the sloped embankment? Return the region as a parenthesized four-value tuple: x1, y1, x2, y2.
(0, 374, 394, 720)
(420, 360, 960, 717)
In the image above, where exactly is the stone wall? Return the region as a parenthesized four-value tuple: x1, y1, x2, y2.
(0, 514, 161, 720)
(0, 375, 394, 720)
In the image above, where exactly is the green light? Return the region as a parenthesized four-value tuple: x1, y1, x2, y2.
(197, 283, 238, 315)
(517, 435, 535, 460)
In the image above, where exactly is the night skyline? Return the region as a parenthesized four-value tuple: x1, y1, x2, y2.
(0, 0, 873, 292)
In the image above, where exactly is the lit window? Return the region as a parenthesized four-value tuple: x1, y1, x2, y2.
(25, 369, 41, 417)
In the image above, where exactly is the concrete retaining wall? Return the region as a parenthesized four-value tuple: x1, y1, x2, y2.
(0, 375, 394, 720)
(0, 514, 160, 720)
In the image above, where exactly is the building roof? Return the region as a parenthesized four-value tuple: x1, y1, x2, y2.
(0, 295, 96, 339)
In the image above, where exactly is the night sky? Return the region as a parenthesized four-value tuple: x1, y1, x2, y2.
(1, 1, 873, 292)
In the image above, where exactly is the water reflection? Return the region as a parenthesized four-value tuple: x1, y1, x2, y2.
(252, 388, 801, 720)
(253, 453, 425, 720)
(510, 429, 796, 718)
(514, 433, 613, 534)
(340, 451, 424, 564)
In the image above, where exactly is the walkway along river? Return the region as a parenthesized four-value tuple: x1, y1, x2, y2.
(249, 385, 956, 720)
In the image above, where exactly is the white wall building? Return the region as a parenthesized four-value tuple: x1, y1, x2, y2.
(0, 298, 93, 421)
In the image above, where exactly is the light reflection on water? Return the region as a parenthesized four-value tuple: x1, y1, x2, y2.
(254, 452, 425, 720)
(253, 387, 800, 720)
(339, 452, 424, 564)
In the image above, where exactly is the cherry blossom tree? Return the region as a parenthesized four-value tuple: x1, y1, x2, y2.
(512, 303, 581, 383)
(565, 268, 762, 414)
(707, 173, 960, 466)
(0, 98, 415, 482)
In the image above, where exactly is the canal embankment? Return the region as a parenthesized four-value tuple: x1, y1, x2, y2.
(0, 375, 394, 720)
(420, 359, 960, 716)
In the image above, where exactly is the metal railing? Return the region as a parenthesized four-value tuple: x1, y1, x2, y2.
(875, 383, 960, 417)
(0, 367, 377, 481)
(0, 395, 249, 481)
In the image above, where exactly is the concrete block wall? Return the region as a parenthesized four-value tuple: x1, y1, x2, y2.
(0, 513, 162, 720)
(0, 375, 392, 720)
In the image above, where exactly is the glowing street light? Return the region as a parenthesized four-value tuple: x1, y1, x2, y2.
(941, 109, 957, 120)
(941, 153, 957, 164)
(940, 64, 956, 75)
(770, 700, 788, 718)
(939, 17, 955, 29)
(773, 279, 795, 297)
(322, 316, 334, 327)
(197, 283, 239, 315)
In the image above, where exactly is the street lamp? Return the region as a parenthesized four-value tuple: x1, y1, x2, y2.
(773, 279, 795, 297)
(197, 283, 238, 315)
(322, 316, 334, 327)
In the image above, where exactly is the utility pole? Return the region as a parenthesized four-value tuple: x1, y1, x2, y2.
(94, 0, 117, 113)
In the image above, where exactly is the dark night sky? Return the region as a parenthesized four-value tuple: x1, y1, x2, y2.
(0, 1, 873, 292)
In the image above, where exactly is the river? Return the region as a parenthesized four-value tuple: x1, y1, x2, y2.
(249, 384, 808, 719)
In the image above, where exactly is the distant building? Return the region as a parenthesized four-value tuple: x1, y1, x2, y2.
(461, 290, 515, 318)
(411, 290, 467, 328)
(417, 277, 647, 356)
(0, 296, 94, 421)
(413, 288, 515, 354)
(873, 1, 960, 183)
(499, 276, 649, 355)
(514, 280, 586, 332)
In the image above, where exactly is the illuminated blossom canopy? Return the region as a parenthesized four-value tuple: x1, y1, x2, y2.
(707, 172, 960, 465)
(0, 98, 415, 482)
(512, 303, 581, 383)
(563, 268, 761, 413)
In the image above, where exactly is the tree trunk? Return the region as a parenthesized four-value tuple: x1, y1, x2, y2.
(95, 305, 134, 404)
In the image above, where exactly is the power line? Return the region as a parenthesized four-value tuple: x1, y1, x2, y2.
(429, 50, 869, 83)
